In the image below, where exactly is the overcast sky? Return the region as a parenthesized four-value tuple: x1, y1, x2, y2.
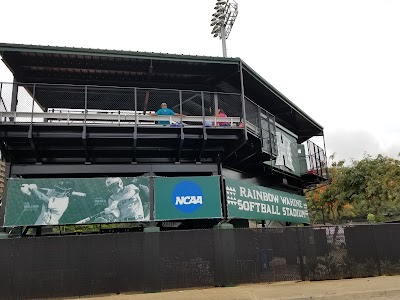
(0, 0, 399, 163)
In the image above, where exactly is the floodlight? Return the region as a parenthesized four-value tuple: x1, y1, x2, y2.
(210, 0, 238, 57)
(212, 27, 220, 34)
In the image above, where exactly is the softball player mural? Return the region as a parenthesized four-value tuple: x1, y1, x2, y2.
(4, 177, 150, 227)
(104, 177, 146, 221)
(20, 180, 77, 225)
(75, 177, 149, 224)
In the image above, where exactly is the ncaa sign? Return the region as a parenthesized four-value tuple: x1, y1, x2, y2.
(172, 181, 204, 213)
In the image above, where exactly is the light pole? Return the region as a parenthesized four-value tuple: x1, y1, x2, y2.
(210, 0, 238, 58)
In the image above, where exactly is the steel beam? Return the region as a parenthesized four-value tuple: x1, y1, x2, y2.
(222, 138, 247, 163)
(231, 151, 258, 168)
(28, 125, 41, 163)
(132, 126, 137, 163)
(82, 126, 90, 163)
(10, 163, 218, 176)
(0, 163, 11, 228)
(176, 130, 184, 163)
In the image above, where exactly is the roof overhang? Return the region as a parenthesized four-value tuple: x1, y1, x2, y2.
(241, 61, 323, 142)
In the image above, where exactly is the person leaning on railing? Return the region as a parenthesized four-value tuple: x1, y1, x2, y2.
(215, 108, 230, 126)
(149, 102, 185, 125)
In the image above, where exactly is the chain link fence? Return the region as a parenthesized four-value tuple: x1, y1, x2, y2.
(244, 96, 260, 135)
(0, 83, 244, 128)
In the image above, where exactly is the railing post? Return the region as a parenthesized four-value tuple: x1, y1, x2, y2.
(179, 90, 183, 124)
(322, 133, 329, 179)
(268, 114, 277, 157)
(84, 85, 88, 125)
(30, 83, 36, 124)
(11, 79, 18, 113)
(239, 62, 248, 140)
(134, 88, 138, 127)
(213, 93, 218, 118)
(0, 82, 7, 112)
(316, 142, 323, 177)
(10, 80, 18, 122)
(257, 106, 262, 140)
(201, 91, 205, 127)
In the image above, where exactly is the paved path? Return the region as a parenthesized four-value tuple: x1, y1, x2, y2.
(65, 276, 400, 300)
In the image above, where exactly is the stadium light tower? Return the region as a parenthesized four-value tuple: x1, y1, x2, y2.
(210, 0, 238, 58)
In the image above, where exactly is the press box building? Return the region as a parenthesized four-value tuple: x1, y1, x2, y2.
(0, 43, 328, 231)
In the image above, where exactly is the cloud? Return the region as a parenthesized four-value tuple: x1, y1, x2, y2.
(325, 129, 400, 163)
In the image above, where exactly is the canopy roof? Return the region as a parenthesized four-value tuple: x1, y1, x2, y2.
(0, 43, 323, 141)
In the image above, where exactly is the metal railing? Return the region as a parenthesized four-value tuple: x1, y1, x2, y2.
(0, 82, 285, 157)
(245, 96, 278, 157)
(0, 82, 245, 128)
(300, 140, 329, 179)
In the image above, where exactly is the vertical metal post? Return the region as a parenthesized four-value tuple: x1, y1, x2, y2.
(10, 79, 18, 112)
(239, 61, 247, 140)
(0, 83, 6, 112)
(296, 227, 306, 281)
(257, 106, 262, 140)
(316, 142, 322, 177)
(201, 91, 206, 127)
(179, 90, 183, 123)
(30, 84, 36, 124)
(177, 91, 184, 163)
(221, 25, 227, 58)
(213, 93, 218, 119)
(322, 132, 329, 179)
(0, 163, 11, 229)
(267, 113, 275, 156)
(372, 225, 382, 276)
(149, 175, 155, 221)
(84, 85, 88, 125)
(10, 79, 18, 122)
(217, 156, 228, 220)
(134, 88, 138, 127)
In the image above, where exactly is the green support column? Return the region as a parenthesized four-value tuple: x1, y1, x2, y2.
(213, 223, 236, 286)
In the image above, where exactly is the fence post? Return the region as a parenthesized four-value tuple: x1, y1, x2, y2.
(143, 226, 161, 293)
(213, 223, 235, 286)
(372, 225, 382, 276)
(296, 227, 306, 281)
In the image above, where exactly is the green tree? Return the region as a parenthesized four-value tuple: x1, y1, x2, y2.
(306, 154, 400, 223)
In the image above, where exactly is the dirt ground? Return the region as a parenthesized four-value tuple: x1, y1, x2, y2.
(63, 275, 400, 300)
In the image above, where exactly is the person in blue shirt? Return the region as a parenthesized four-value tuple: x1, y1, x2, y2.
(151, 102, 184, 125)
